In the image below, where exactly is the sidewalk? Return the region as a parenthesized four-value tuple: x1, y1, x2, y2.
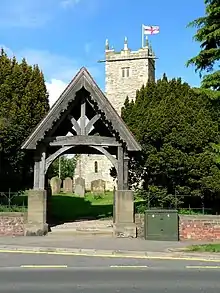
(0, 234, 200, 252)
(0, 235, 219, 262)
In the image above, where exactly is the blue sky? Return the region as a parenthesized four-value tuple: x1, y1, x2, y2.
(0, 0, 205, 105)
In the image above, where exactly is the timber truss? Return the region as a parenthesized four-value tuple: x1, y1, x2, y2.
(21, 67, 141, 191)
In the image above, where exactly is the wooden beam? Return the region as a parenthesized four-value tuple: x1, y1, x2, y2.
(123, 153, 129, 190)
(85, 114, 100, 135)
(45, 135, 120, 147)
(68, 128, 77, 135)
(33, 146, 46, 190)
(68, 115, 81, 135)
(80, 98, 86, 135)
(92, 146, 118, 171)
(39, 150, 46, 189)
(33, 160, 40, 189)
(45, 146, 73, 173)
(117, 146, 124, 190)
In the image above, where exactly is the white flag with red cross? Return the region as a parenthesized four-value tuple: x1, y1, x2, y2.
(143, 25, 160, 35)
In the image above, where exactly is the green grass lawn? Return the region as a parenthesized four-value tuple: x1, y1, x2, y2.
(187, 244, 220, 253)
(49, 191, 114, 223)
(50, 191, 145, 223)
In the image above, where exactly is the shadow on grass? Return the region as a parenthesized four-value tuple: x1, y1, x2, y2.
(48, 195, 113, 227)
(49, 195, 146, 227)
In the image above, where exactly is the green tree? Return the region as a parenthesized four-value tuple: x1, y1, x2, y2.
(122, 75, 220, 209)
(187, 0, 220, 90)
(0, 49, 49, 191)
(48, 156, 78, 181)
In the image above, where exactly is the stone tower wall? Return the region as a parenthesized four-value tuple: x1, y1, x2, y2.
(73, 39, 156, 192)
(105, 41, 155, 114)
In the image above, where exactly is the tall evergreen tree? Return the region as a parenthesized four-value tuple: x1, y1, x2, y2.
(122, 76, 220, 209)
(187, 0, 220, 90)
(0, 49, 49, 191)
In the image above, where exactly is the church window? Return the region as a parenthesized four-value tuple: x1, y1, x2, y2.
(94, 161, 98, 173)
(126, 67, 130, 77)
(122, 67, 130, 78)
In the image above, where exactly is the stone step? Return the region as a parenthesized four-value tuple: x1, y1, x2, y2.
(49, 219, 113, 236)
(49, 229, 113, 236)
(50, 220, 113, 230)
(51, 226, 113, 231)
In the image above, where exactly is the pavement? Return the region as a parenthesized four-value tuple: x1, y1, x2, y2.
(0, 235, 219, 262)
(0, 234, 190, 251)
(0, 253, 220, 292)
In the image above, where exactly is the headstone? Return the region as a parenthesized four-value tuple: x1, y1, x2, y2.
(50, 176, 62, 195)
(63, 177, 73, 193)
(74, 177, 85, 197)
(91, 179, 106, 194)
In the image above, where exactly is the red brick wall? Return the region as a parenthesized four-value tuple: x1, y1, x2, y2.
(179, 215, 220, 241)
(0, 213, 25, 236)
(135, 213, 220, 241)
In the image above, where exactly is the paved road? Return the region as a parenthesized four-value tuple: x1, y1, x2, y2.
(0, 252, 220, 268)
(0, 266, 219, 292)
(0, 253, 220, 292)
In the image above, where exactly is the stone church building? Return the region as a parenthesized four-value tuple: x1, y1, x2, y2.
(73, 38, 155, 191)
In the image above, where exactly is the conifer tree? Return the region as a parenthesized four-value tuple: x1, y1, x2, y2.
(122, 75, 220, 209)
(0, 49, 49, 191)
(187, 0, 220, 90)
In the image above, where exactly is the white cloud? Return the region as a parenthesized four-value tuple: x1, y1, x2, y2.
(17, 49, 79, 81)
(46, 79, 67, 107)
(1, 45, 102, 107)
(0, 0, 85, 28)
(60, 0, 81, 8)
(17, 49, 101, 106)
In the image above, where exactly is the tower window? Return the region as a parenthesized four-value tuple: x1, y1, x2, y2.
(122, 67, 130, 78)
(126, 67, 129, 77)
(94, 161, 98, 173)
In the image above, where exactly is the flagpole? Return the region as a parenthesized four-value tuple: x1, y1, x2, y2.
(141, 24, 144, 48)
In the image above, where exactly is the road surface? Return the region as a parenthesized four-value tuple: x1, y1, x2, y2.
(0, 252, 219, 292)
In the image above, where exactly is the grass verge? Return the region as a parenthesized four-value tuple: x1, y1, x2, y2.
(187, 244, 220, 253)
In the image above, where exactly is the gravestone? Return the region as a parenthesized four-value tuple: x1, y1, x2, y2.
(91, 179, 106, 194)
(74, 177, 85, 197)
(63, 177, 73, 193)
(50, 176, 62, 195)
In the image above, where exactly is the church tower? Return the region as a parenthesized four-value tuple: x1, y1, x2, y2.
(73, 38, 156, 191)
(105, 37, 155, 115)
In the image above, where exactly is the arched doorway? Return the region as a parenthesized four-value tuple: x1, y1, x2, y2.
(46, 145, 117, 234)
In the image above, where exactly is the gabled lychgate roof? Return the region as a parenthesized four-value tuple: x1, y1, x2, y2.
(21, 67, 141, 152)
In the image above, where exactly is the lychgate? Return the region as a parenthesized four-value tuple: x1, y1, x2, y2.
(21, 67, 141, 237)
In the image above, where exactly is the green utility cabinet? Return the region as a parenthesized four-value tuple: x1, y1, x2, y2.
(144, 209, 179, 241)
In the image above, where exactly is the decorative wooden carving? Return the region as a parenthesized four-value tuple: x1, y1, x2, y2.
(21, 67, 141, 191)
(85, 114, 100, 135)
